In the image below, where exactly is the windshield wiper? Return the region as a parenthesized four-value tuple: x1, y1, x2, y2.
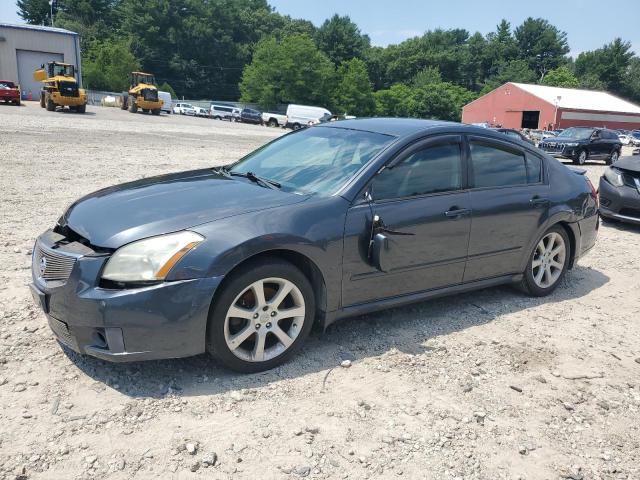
(230, 171, 281, 190)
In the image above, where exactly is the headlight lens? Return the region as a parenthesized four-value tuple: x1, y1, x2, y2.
(102, 231, 204, 282)
(603, 167, 624, 187)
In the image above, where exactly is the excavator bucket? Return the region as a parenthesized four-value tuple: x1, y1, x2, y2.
(33, 69, 47, 82)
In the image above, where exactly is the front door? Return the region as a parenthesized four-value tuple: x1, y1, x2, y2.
(342, 135, 472, 307)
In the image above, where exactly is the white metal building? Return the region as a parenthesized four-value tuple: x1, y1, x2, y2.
(0, 23, 81, 99)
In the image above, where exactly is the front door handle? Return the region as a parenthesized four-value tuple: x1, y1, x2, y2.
(444, 207, 470, 218)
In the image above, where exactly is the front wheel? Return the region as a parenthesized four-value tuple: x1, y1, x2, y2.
(606, 149, 620, 165)
(573, 149, 587, 165)
(520, 226, 570, 297)
(46, 96, 55, 111)
(207, 259, 315, 373)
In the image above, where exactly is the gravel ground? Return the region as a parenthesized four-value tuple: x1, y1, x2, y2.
(1, 103, 640, 480)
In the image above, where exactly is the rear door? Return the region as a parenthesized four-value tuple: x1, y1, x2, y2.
(342, 135, 472, 306)
(464, 136, 548, 282)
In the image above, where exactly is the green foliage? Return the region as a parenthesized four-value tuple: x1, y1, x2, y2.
(17, 0, 51, 25)
(514, 18, 569, 80)
(541, 66, 579, 88)
(332, 58, 375, 116)
(575, 38, 634, 94)
(240, 35, 335, 110)
(158, 82, 177, 99)
(314, 14, 370, 65)
(83, 39, 139, 92)
(480, 60, 537, 94)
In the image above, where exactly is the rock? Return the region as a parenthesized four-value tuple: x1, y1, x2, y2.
(293, 465, 311, 477)
(305, 426, 320, 434)
(562, 402, 574, 411)
(518, 445, 527, 455)
(85, 455, 97, 465)
(533, 375, 547, 384)
(551, 370, 561, 377)
(635, 358, 640, 365)
(185, 443, 198, 455)
(189, 461, 200, 472)
(340, 360, 352, 368)
(114, 459, 125, 471)
(201, 452, 217, 466)
(596, 400, 610, 410)
(14, 384, 26, 392)
(510, 385, 523, 393)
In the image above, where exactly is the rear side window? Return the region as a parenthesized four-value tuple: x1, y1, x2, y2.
(470, 141, 527, 188)
(526, 154, 543, 183)
(373, 142, 462, 200)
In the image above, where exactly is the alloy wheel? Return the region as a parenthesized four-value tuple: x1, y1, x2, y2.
(224, 277, 306, 362)
(532, 232, 566, 289)
(578, 151, 587, 165)
(611, 151, 619, 163)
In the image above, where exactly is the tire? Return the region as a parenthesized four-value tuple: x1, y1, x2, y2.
(40, 93, 45, 108)
(77, 104, 86, 114)
(606, 149, 620, 165)
(129, 99, 138, 113)
(519, 225, 570, 297)
(292, 123, 302, 130)
(152, 108, 161, 116)
(207, 258, 315, 373)
(15, 98, 21, 106)
(120, 97, 128, 110)
(46, 96, 55, 111)
(573, 149, 587, 165)
(268, 119, 278, 127)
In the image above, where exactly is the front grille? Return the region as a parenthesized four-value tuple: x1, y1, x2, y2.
(48, 317, 76, 348)
(540, 143, 565, 154)
(58, 81, 79, 97)
(32, 243, 76, 283)
(142, 89, 158, 102)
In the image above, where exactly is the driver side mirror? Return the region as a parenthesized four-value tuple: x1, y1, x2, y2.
(370, 233, 389, 272)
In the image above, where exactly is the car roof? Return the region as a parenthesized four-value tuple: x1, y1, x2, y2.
(315, 117, 501, 138)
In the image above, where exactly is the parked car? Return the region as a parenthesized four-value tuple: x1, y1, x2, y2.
(631, 131, 640, 147)
(0, 80, 21, 105)
(211, 104, 241, 121)
(240, 108, 263, 125)
(538, 127, 622, 165)
(492, 128, 535, 145)
(158, 91, 172, 114)
(194, 106, 209, 118)
(618, 134, 632, 145)
(173, 102, 196, 116)
(262, 111, 287, 127)
(599, 157, 640, 225)
(30, 118, 599, 372)
(286, 104, 332, 130)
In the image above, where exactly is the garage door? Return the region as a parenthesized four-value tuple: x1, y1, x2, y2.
(16, 50, 64, 99)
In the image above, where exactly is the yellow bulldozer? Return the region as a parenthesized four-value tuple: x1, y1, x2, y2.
(33, 62, 87, 113)
(121, 72, 163, 115)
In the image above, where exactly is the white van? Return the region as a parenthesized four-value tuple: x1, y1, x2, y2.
(158, 91, 172, 114)
(210, 104, 241, 121)
(286, 104, 332, 129)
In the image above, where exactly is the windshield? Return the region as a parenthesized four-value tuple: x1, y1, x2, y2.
(0, 81, 15, 89)
(230, 127, 395, 195)
(557, 127, 595, 140)
(51, 64, 74, 77)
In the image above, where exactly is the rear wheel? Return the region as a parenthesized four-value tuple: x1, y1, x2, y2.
(129, 99, 138, 113)
(268, 118, 278, 127)
(520, 226, 570, 296)
(152, 108, 161, 115)
(14, 98, 21, 106)
(46, 95, 55, 111)
(207, 259, 315, 373)
(606, 149, 620, 165)
(77, 104, 86, 114)
(573, 149, 587, 165)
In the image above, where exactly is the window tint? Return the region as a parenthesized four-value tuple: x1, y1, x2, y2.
(372, 142, 462, 200)
(470, 141, 527, 188)
(526, 154, 542, 183)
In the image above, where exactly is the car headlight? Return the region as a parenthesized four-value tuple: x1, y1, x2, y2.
(102, 231, 204, 282)
(603, 167, 624, 187)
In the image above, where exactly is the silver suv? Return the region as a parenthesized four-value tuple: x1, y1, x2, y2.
(210, 104, 241, 121)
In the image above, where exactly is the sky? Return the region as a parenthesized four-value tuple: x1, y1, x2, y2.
(1, 0, 638, 56)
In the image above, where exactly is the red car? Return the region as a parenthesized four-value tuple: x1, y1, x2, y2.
(0, 80, 21, 105)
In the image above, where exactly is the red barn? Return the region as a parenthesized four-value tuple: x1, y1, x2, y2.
(462, 82, 640, 131)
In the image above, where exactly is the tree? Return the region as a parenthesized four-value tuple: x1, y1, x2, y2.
(314, 14, 370, 65)
(541, 66, 579, 88)
(575, 38, 634, 94)
(83, 39, 139, 92)
(514, 18, 569, 80)
(158, 82, 177, 99)
(332, 58, 375, 116)
(481, 59, 537, 94)
(17, 0, 52, 25)
(240, 35, 335, 109)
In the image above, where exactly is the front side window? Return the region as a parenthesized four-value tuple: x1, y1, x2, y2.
(372, 142, 462, 200)
(470, 141, 527, 188)
(231, 127, 394, 195)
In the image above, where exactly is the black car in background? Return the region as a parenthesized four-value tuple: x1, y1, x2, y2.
(599, 157, 640, 225)
(30, 119, 599, 372)
(538, 127, 622, 165)
(240, 108, 263, 125)
(492, 128, 535, 145)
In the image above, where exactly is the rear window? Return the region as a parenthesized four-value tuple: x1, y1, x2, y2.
(0, 81, 16, 89)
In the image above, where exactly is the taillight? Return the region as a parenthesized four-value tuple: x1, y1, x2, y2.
(585, 177, 599, 208)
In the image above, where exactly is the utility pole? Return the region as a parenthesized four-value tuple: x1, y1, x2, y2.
(49, 0, 54, 27)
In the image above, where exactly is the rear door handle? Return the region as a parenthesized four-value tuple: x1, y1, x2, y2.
(445, 208, 470, 218)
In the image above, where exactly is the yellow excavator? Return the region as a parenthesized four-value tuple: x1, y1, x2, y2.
(34, 61, 87, 113)
(121, 72, 163, 115)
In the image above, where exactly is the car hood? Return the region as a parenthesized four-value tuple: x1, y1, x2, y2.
(614, 157, 640, 173)
(61, 169, 308, 249)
